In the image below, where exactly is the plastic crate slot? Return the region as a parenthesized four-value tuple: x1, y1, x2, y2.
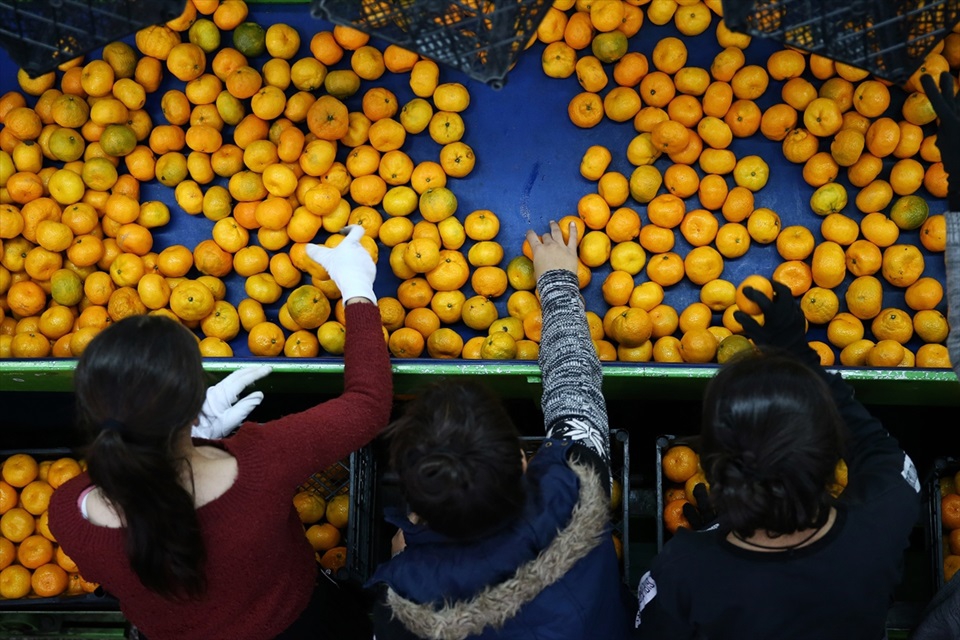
(311, 0, 553, 89)
(721, 0, 960, 83)
(298, 448, 376, 583)
(926, 457, 959, 591)
(0, 0, 187, 76)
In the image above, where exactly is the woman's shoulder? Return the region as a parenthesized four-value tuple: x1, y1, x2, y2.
(48, 471, 91, 507)
(47, 472, 93, 531)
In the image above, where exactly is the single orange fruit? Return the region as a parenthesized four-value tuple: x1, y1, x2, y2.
(663, 498, 692, 534)
(2, 453, 39, 488)
(293, 490, 327, 524)
(31, 563, 69, 597)
(319, 546, 348, 573)
(0, 564, 32, 599)
(306, 522, 342, 552)
(662, 445, 699, 483)
(942, 493, 960, 530)
(735, 275, 773, 316)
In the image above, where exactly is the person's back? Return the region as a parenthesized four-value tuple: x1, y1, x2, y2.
(634, 284, 921, 640)
(50, 426, 330, 638)
(648, 522, 916, 639)
(49, 227, 393, 640)
(368, 221, 634, 640)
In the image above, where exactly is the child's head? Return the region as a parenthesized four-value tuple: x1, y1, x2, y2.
(699, 349, 844, 538)
(387, 380, 525, 539)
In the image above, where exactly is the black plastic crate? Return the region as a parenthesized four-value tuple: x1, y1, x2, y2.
(924, 456, 960, 591)
(655, 434, 702, 551)
(0, 0, 186, 76)
(311, 0, 552, 88)
(298, 445, 377, 583)
(722, 0, 960, 84)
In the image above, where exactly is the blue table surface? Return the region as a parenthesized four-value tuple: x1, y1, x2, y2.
(0, 2, 951, 367)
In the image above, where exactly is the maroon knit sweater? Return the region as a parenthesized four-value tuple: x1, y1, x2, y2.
(48, 303, 392, 640)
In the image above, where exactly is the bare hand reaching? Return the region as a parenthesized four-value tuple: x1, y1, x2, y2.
(525, 220, 579, 283)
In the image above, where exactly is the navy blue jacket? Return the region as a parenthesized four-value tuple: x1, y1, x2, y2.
(369, 440, 634, 640)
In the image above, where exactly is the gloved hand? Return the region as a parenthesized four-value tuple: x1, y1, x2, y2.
(921, 71, 960, 211)
(682, 483, 718, 531)
(193, 365, 273, 439)
(305, 225, 377, 303)
(733, 280, 808, 355)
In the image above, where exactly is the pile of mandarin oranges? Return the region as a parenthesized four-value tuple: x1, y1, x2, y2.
(535, 0, 956, 367)
(940, 471, 960, 584)
(0, 453, 98, 600)
(293, 469, 352, 575)
(0, 0, 955, 367)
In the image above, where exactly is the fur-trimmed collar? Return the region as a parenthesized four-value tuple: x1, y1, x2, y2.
(385, 459, 610, 640)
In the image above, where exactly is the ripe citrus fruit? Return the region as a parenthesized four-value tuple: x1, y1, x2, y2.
(326, 494, 350, 529)
(662, 445, 699, 483)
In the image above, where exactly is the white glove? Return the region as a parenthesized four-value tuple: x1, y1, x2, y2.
(305, 225, 377, 303)
(193, 365, 273, 439)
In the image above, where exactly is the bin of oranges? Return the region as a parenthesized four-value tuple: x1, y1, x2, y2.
(293, 444, 376, 582)
(0, 0, 954, 407)
(0, 450, 104, 602)
(926, 457, 960, 590)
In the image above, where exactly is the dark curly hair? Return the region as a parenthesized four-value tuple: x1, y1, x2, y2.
(386, 380, 525, 539)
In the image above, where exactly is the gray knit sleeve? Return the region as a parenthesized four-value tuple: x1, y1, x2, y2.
(945, 210, 960, 380)
(537, 269, 610, 465)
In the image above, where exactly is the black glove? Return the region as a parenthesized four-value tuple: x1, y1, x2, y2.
(733, 280, 806, 349)
(921, 71, 960, 211)
(682, 483, 718, 531)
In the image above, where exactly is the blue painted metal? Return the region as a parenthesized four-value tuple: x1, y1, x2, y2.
(0, 2, 956, 404)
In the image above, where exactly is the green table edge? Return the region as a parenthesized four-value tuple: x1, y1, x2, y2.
(2, 360, 957, 405)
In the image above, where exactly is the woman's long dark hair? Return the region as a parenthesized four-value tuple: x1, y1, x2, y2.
(700, 349, 845, 539)
(74, 315, 208, 599)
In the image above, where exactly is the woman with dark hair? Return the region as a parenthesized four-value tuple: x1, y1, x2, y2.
(48, 226, 392, 640)
(367, 221, 634, 640)
(634, 281, 921, 639)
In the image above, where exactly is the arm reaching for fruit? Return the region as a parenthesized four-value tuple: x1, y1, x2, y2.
(305, 225, 377, 304)
(526, 221, 610, 469)
(734, 282, 919, 502)
(920, 72, 960, 211)
(920, 71, 960, 379)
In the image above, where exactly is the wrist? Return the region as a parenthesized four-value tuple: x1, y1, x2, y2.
(344, 296, 375, 305)
(537, 268, 579, 292)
